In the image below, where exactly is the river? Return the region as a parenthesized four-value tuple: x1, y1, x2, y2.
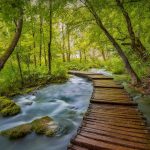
(0, 76, 93, 150)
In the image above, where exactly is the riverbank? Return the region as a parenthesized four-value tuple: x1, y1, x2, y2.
(1, 75, 69, 97)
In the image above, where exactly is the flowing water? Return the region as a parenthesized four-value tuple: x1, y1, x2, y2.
(0, 76, 93, 150)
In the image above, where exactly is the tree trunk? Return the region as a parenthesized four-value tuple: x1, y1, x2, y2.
(83, 49, 87, 62)
(43, 32, 47, 66)
(26, 53, 31, 83)
(116, 0, 149, 61)
(67, 26, 71, 62)
(101, 49, 106, 61)
(79, 50, 82, 62)
(48, 0, 52, 74)
(62, 24, 66, 62)
(16, 46, 24, 86)
(0, 11, 23, 71)
(31, 17, 37, 68)
(39, 15, 43, 66)
(84, 0, 140, 85)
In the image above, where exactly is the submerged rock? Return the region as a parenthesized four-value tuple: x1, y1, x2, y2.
(31, 116, 56, 136)
(0, 124, 32, 139)
(0, 97, 21, 117)
(0, 116, 57, 139)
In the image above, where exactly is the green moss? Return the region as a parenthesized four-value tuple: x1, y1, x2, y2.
(0, 116, 57, 139)
(0, 124, 32, 139)
(31, 116, 54, 134)
(0, 97, 21, 117)
(1, 105, 21, 117)
(0, 97, 13, 109)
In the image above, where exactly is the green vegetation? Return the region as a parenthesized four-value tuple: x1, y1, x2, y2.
(0, 1, 149, 98)
(0, 116, 57, 139)
(0, 97, 21, 117)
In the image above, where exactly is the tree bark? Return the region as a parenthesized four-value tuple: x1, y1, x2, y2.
(39, 15, 43, 66)
(79, 50, 82, 62)
(48, 0, 52, 74)
(16, 46, 24, 86)
(43, 32, 47, 66)
(84, 0, 140, 85)
(31, 17, 37, 68)
(101, 49, 106, 61)
(0, 11, 23, 71)
(62, 24, 66, 62)
(26, 52, 31, 83)
(116, 0, 149, 61)
(67, 25, 71, 62)
(83, 49, 87, 62)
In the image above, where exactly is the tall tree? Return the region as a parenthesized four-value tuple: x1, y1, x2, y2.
(0, 11, 23, 71)
(81, 0, 141, 85)
(116, 0, 149, 61)
(39, 15, 43, 66)
(48, 0, 53, 74)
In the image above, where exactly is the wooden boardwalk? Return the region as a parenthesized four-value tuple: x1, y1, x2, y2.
(68, 71, 150, 150)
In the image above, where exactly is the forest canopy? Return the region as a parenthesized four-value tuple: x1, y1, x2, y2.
(0, 0, 150, 95)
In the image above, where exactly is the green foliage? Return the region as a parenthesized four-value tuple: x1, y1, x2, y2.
(0, 0, 150, 95)
(65, 59, 102, 71)
(52, 60, 68, 78)
(104, 57, 125, 75)
(132, 61, 150, 78)
(114, 74, 131, 84)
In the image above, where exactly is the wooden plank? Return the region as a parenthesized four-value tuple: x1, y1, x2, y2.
(93, 80, 124, 88)
(72, 135, 136, 150)
(81, 127, 150, 144)
(87, 74, 113, 80)
(83, 118, 146, 129)
(87, 111, 143, 117)
(86, 115, 145, 123)
(87, 109, 142, 116)
(79, 131, 150, 149)
(94, 87, 128, 93)
(83, 122, 150, 135)
(89, 105, 139, 112)
(91, 99, 137, 106)
(84, 116, 145, 126)
(68, 144, 89, 150)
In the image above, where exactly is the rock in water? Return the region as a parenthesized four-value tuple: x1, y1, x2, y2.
(0, 97, 21, 117)
(0, 116, 57, 139)
(0, 124, 32, 139)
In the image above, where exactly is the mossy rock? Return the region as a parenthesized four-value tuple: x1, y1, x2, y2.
(0, 97, 21, 117)
(31, 116, 54, 135)
(0, 116, 57, 139)
(1, 105, 21, 117)
(0, 124, 32, 139)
